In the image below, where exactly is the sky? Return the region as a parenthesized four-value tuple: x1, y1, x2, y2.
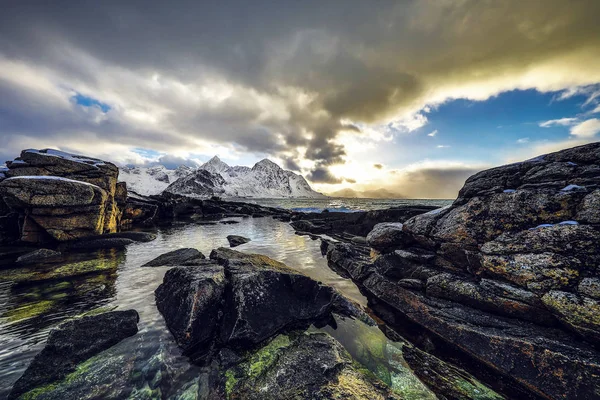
(1, 0, 600, 198)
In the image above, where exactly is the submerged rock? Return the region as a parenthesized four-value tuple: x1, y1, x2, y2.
(16, 249, 61, 264)
(226, 235, 250, 247)
(223, 332, 402, 400)
(9, 310, 139, 399)
(141, 248, 205, 267)
(69, 237, 135, 251)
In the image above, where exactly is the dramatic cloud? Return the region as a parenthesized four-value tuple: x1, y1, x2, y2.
(1, 0, 600, 188)
(570, 118, 600, 138)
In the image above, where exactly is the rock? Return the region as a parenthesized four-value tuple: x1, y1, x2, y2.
(15, 248, 61, 264)
(366, 222, 411, 251)
(9, 310, 139, 399)
(156, 248, 366, 366)
(226, 235, 250, 247)
(210, 248, 361, 348)
(101, 231, 157, 242)
(541, 291, 600, 341)
(141, 248, 205, 267)
(291, 206, 436, 237)
(223, 332, 401, 400)
(155, 262, 226, 362)
(324, 143, 600, 399)
(69, 237, 136, 250)
(350, 235, 368, 245)
(220, 220, 239, 225)
(0, 149, 123, 243)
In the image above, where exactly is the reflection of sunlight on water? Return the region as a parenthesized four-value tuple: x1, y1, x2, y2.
(0, 215, 429, 397)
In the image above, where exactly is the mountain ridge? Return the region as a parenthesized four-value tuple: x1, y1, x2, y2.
(119, 157, 325, 198)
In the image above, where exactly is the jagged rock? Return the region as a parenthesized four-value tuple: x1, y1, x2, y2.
(341, 143, 600, 399)
(141, 248, 205, 267)
(366, 222, 411, 251)
(155, 248, 368, 365)
(155, 262, 226, 362)
(0, 149, 123, 243)
(226, 235, 250, 247)
(9, 310, 139, 399)
(223, 332, 401, 400)
(16, 248, 61, 264)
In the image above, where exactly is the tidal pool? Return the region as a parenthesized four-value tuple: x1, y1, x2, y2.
(0, 216, 468, 399)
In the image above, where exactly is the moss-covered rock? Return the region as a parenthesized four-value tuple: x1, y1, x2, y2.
(223, 332, 402, 400)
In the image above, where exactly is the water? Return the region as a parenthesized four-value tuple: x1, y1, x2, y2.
(236, 197, 453, 213)
(0, 214, 441, 398)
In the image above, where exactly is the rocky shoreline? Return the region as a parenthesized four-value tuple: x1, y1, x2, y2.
(1, 143, 599, 399)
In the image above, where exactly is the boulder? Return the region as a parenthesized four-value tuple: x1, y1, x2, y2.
(366, 222, 411, 251)
(155, 262, 226, 362)
(69, 237, 136, 251)
(155, 248, 367, 364)
(141, 248, 205, 267)
(223, 332, 401, 400)
(226, 235, 250, 247)
(9, 310, 139, 399)
(0, 149, 123, 243)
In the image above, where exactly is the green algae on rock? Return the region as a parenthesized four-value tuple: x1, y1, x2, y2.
(223, 332, 402, 400)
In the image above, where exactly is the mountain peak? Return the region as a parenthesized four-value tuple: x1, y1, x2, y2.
(200, 155, 230, 175)
(253, 158, 280, 170)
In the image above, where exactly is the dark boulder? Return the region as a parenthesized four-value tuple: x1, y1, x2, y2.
(155, 248, 368, 365)
(15, 248, 62, 264)
(155, 262, 226, 362)
(141, 248, 205, 267)
(226, 235, 250, 247)
(9, 310, 139, 399)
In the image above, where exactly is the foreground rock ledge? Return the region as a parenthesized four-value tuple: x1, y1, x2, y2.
(324, 142, 600, 400)
(9, 309, 139, 400)
(155, 247, 366, 363)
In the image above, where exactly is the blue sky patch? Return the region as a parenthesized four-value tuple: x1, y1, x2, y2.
(72, 93, 111, 112)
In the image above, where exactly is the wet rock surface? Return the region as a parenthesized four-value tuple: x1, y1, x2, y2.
(226, 235, 250, 247)
(156, 248, 367, 364)
(324, 142, 600, 400)
(142, 248, 206, 267)
(15, 248, 61, 264)
(9, 310, 139, 399)
(223, 332, 401, 400)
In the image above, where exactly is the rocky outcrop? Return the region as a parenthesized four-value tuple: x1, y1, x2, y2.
(0, 149, 123, 242)
(291, 206, 436, 239)
(226, 235, 250, 247)
(155, 248, 367, 364)
(9, 310, 139, 399)
(324, 142, 600, 400)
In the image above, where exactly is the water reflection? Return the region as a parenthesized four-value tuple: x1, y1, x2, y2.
(0, 216, 433, 398)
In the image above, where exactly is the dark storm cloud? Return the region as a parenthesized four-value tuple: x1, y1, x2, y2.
(307, 167, 344, 184)
(1, 0, 600, 184)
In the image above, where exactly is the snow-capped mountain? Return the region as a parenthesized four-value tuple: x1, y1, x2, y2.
(119, 165, 194, 195)
(165, 156, 325, 198)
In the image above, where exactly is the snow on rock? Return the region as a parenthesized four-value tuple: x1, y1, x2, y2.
(118, 165, 194, 195)
(561, 184, 586, 192)
(22, 149, 107, 167)
(165, 157, 325, 199)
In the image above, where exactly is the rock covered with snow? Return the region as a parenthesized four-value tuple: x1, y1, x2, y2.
(0, 149, 124, 242)
(118, 164, 193, 195)
(165, 156, 325, 198)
